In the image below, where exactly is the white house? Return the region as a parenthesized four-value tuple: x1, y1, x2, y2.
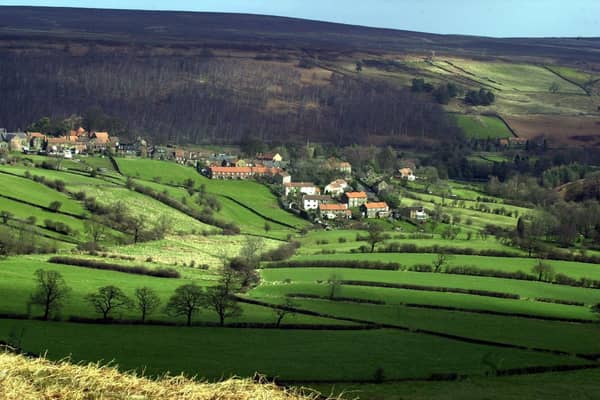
(324, 179, 350, 197)
(284, 182, 320, 197)
(302, 195, 334, 210)
(399, 168, 416, 182)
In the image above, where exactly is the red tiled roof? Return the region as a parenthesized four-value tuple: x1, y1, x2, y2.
(211, 166, 252, 173)
(92, 132, 110, 143)
(365, 202, 389, 209)
(319, 203, 348, 211)
(27, 132, 45, 138)
(345, 191, 367, 199)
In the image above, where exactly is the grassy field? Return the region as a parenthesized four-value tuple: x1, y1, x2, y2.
(454, 114, 513, 139)
(0, 172, 87, 216)
(0, 320, 583, 382)
(289, 252, 600, 281)
(314, 368, 600, 400)
(111, 234, 281, 269)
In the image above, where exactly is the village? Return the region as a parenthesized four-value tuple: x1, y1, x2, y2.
(0, 127, 429, 226)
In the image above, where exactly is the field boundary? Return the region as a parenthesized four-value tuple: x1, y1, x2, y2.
(542, 65, 591, 96)
(220, 194, 299, 230)
(236, 296, 590, 360)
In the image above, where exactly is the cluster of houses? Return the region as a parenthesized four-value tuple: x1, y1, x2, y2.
(283, 179, 390, 220)
(0, 128, 113, 157)
(205, 152, 291, 182)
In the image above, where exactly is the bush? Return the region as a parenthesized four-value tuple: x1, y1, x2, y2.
(260, 241, 301, 262)
(48, 256, 180, 278)
(264, 260, 402, 271)
(341, 280, 520, 299)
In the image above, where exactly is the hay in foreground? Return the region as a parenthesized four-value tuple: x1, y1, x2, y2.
(0, 352, 322, 400)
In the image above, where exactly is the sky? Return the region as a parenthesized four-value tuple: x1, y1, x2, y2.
(0, 0, 598, 37)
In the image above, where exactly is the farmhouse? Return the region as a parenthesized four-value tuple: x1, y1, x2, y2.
(362, 202, 390, 219)
(209, 166, 253, 179)
(400, 206, 428, 223)
(275, 171, 292, 185)
(284, 182, 320, 197)
(302, 195, 334, 210)
(208, 165, 283, 180)
(324, 179, 350, 197)
(343, 191, 368, 208)
(325, 158, 352, 174)
(399, 168, 416, 181)
(319, 203, 351, 220)
(256, 152, 283, 167)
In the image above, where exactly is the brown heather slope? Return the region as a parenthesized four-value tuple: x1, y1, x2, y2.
(0, 352, 322, 400)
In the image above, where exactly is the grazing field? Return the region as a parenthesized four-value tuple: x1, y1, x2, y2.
(0, 320, 582, 382)
(0, 256, 341, 326)
(314, 368, 600, 400)
(454, 114, 513, 139)
(289, 253, 600, 281)
(0, 172, 87, 216)
(505, 114, 600, 146)
(115, 158, 199, 183)
(112, 235, 281, 269)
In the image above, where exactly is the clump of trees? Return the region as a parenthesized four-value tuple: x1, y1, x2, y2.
(465, 88, 495, 106)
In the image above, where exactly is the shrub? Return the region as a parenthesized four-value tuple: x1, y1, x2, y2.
(264, 260, 402, 271)
(47, 257, 180, 278)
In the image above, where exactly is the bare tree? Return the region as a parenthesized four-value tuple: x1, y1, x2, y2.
(432, 252, 452, 273)
(328, 273, 343, 299)
(84, 215, 106, 249)
(531, 259, 555, 282)
(1, 211, 13, 224)
(85, 286, 132, 320)
(127, 215, 146, 244)
(203, 266, 243, 326)
(366, 224, 384, 253)
(165, 284, 205, 326)
(134, 287, 161, 323)
(239, 236, 265, 267)
(274, 298, 297, 328)
(30, 269, 71, 320)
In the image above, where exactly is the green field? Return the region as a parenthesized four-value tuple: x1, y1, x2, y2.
(0, 320, 583, 381)
(454, 114, 513, 139)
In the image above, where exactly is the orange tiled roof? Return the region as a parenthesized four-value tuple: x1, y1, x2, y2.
(92, 132, 110, 143)
(345, 191, 367, 198)
(211, 166, 252, 173)
(365, 202, 389, 209)
(27, 132, 45, 138)
(46, 136, 68, 144)
(319, 203, 348, 211)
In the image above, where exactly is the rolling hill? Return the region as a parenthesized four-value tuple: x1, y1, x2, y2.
(0, 6, 599, 147)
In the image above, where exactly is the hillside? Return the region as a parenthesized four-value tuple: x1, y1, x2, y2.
(0, 352, 316, 400)
(1, 6, 599, 146)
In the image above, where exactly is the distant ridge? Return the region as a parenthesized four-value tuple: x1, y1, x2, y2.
(0, 6, 599, 59)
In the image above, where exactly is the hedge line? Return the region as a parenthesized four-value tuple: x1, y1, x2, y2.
(48, 256, 180, 278)
(130, 183, 240, 234)
(341, 280, 520, 299)
(287, 293, 386, 305)
(262, 260, 401, 271)
(535, 298, 585, 307)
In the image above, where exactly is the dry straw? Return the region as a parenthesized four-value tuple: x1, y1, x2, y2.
(0, 352, 326, 400)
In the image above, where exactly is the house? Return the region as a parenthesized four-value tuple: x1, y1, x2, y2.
(46, 136, 70, 152)
(410, 206, 428, 222)
(88, 131, 111, 152)
(173, 148, 186, 163)
(275, 171, 292, 185)
(324, 179, 350, 197)
(362, 202, 390, 219)
(208, 165, 282, 180)
(302, 195, 335, 211)
(319, 203, 351, 220)
(209, 153, 238, 166)
(284, 182, 320, 197)
(325, 158, 352, 174)
(399, 168, 416, 181)
(343, 191, 368, 208)
(209, 166, 253, 179)
(26, 132, 46, 152)
(256, 152, 283, 167)
(6, 132, 28, 152)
